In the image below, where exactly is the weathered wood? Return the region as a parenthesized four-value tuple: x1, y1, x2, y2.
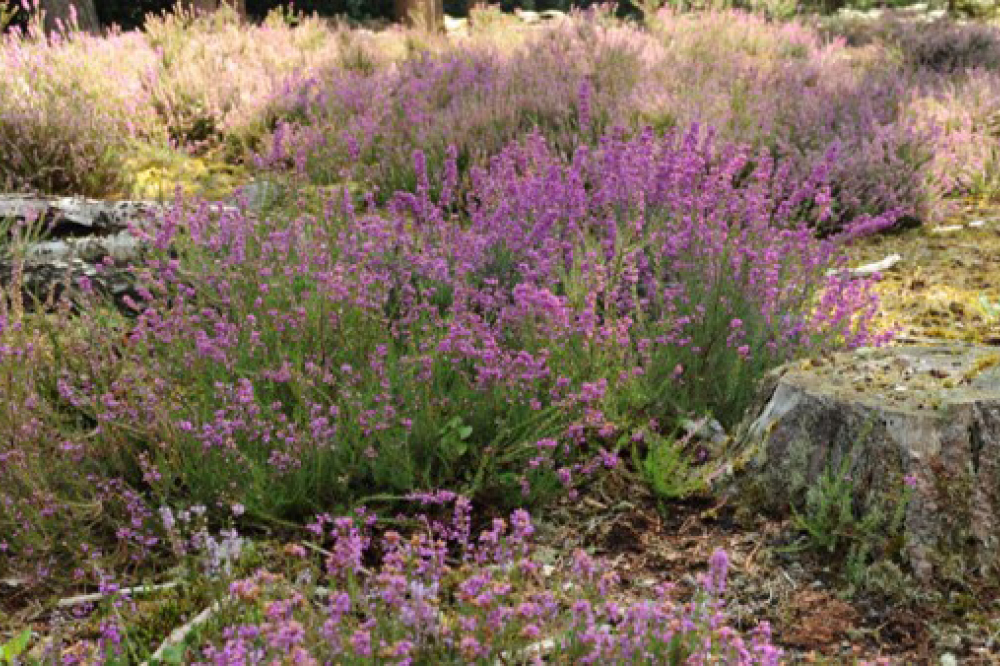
(730, 345, 1000, 582)
(0, 191, 266, 316)
(0, 194, 165, 236)
(827, 253, 902, 279)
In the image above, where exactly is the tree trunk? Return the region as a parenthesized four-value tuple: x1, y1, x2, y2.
(394, 0, 444, 31)
(40, 0, 99, 35)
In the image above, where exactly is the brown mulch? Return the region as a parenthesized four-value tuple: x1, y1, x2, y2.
(531, 460, 1000, 664)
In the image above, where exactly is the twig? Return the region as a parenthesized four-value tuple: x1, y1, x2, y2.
(56, 581, 180, 608)
(826, 253, 902, 279)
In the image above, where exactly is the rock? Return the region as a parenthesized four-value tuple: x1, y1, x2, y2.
(0, 257, 142, 315)
(730, 345, 1000, 582)
(680, 416, 728, 446)
(1, 193, 245, 316)
(0, 193, 165, 237)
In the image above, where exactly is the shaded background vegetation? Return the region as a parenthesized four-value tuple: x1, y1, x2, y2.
(3, 0, 994, 34)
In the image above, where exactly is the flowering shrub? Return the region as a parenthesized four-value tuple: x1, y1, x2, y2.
(4, 7, 978, 657)
(138, 5, 369, 157)
(0, 3, 389, 195)
(0, 9, 158, 195)
(258, 17, 644, 201)
(830, 12, 1000, 73)
(824, 13, 1000, 205)
(638, 10, 945, 228)
(4, 4, 1000, 224)
(78, 498, 781, 664)
(0, 125, 893, 589)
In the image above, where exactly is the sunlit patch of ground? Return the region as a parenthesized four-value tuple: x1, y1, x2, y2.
(120, 143, 249, 201)
(844, 214, 1000, 346)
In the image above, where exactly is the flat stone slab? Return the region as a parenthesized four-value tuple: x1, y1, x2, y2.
(0, 192, 254, 315)
(0, 194, 166, 236)
(731, 345, 1000, 582)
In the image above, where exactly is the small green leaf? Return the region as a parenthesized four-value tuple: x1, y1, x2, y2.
(1, 628, 32, 663)
(980, 294, 1000, 320)
(159, 643, 188, 664)
(458, 426, 473, 440)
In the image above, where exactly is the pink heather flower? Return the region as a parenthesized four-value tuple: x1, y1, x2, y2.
(349, 630, 372, 657)
(159, 507, 175, 531)
(554, 468, 574, 488)
(707, 548, 730, 595)
(459, 635, 483, 660)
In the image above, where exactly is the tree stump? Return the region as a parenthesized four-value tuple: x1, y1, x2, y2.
(730, 345, 1000, 582)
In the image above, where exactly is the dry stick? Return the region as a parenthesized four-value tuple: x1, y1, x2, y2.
(56, 581, 181, 608)
(826, 253, 903, 279)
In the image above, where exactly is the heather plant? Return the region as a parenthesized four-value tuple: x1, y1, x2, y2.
(0, 5, 159, 195)
(0, 2, 394, 196)
(901, 18, 1000, 72)
(4, 8, 973, 655)
(258, 17, 645, 201)
(828, 11, 1000, 72)
(788, 451, 915, 590)
(0, 126, 893, 587)
(78, 499, 781, 663)
(642, 10, 943, 227)
(138, 4, 360, 159)
(902, 68, 1000, 202)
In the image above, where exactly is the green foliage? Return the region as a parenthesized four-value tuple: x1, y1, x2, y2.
(788, 445, 913, 587)
(632, 429, 707, 501)
(0, 211, 51, 263)
(791, 453, 879, 554)
(980, 294, 1000, 321)
(0, 629, 32, 665)
(0, 1, 17, 32)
